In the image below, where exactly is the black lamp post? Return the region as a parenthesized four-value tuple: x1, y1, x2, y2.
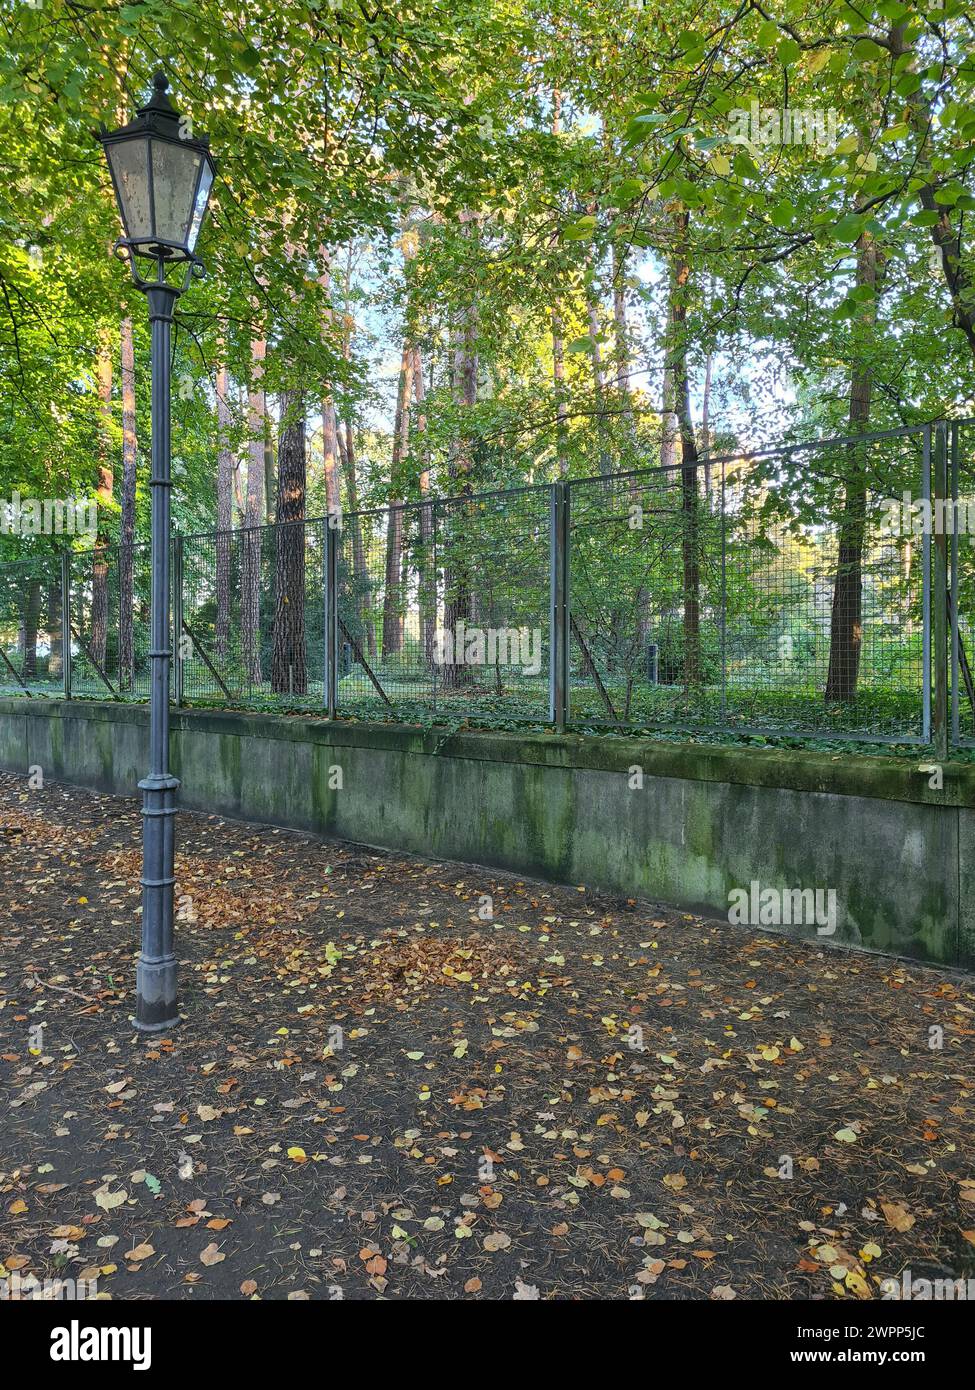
(99, 72, 216, 1032)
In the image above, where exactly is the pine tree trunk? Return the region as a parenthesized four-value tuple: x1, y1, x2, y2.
(586, 279, 611, 475)
(670, 207, 701, 687)
(242, 338, 266, 686)
(338, 419, 373, 655)
(91, 332, 113, 668)
(551, 92, 569, 478)
(215, 360, 234, 658)
(322, 397, 341, 516)
(442, 285, 478, 690)
(701, 350, 714, 501)
(22, 580, 41, 678)
(119, 318, 137, 688)
(552, 309, 569, 478)
(825, 232, 880, 702)
(47, 583, 63, 679)
(414, 349, 437, 665)
(271, 389, 307, 695)
(382, 345, 413, 659)
(660, 261, 679, 471)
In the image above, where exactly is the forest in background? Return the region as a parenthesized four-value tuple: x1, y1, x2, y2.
(2, 0, 975, 733)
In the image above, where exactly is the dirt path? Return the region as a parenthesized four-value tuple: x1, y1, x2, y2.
(1, 772, 973, 1300)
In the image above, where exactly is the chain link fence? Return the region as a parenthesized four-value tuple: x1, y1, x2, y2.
(0, 422, 941, 744)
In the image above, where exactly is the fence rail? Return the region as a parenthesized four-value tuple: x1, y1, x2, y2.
(3, 419, 968, 748)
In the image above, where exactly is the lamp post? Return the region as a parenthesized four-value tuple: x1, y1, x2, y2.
(99, 72, 216, 1031)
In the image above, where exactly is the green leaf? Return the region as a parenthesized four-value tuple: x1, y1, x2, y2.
(777, 38, 801, 66)
(852, 38, 884, 62)
(894, 71, 922, 97)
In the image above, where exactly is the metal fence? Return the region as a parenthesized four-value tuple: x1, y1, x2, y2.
(1, 420, 958, 747)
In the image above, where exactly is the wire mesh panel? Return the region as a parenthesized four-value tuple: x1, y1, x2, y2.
(338, 500, 433, 716)
(181, 522, 326, 707)
(0, 551, 65, 696)
(68, 542, 152, 700)
(722, 431, 926, 739)
(568, 429, 926, 740)
(433, 486, 551, 722)
(568, 464, 723, 728)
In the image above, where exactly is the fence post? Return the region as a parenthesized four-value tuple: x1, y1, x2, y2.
(549, 481, 569, 730)
(61, 548, 72, 701)
(172, 535, 184, 708)
(324, 514, 338, 719)
(933, 421, 949, 760)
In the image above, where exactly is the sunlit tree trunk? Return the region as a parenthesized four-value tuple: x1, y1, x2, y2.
(118, 317, 137, 688)
(322, 397, 340, 515)
(660, 260, 679, 472)
(215, 359, 234, 658)
(585, 272, 611, 475)
(413, 348, 436, 663)
(701, 350, 714, 502)
(242, 337, 266, 686)
(91, 330, 113, 668)
(382, 344, 413, 659)
(551, 91, 569, 478)
(442, 254, 479, 689)
(670, 207, 701, 686)
(338, 417, 373, 654)
(48, 583, 63, 679)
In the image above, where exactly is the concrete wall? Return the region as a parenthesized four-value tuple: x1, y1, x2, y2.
(1, 698, 972, 969)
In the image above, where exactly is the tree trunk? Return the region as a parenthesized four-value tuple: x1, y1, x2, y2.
(551, 91, 569, 478)
(321, 397, 341, 516)
(91, 331, 113, 668)
(338, 418, 373, 654)
(825, 232, 880, 702)
(701, 350, 714, 501)
(382, 345, 413, 659)
(264, 412, 276, 524)
(271, 389, 307, 695)
(242, 337, 266, 686)
(47, 583, 63, 679)
(552, 308, 569, 477)
(22, 580, 41, 678)
(890, 23, 975, 360)
(670, 207, 701, 686)
(119, 318, 137, 688)
(413, 348, 437, 664)
(442, 277, 478, 689)
(215, 360, 234, 658)
(660, 259, 680, 471)
(585, 274, 611, 474)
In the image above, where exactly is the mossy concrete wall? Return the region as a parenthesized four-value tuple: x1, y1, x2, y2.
(2, 698, 972, 969)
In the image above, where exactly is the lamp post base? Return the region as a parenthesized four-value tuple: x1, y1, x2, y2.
(133, 953, 180, 1033)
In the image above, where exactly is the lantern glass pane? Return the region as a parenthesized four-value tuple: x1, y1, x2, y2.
(150, 139, 202, 248)
(106, 138, 152, 240)
(186, 161, 214, 253)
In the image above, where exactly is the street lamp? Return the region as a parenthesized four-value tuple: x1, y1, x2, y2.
(99, 72, 216, 1031)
